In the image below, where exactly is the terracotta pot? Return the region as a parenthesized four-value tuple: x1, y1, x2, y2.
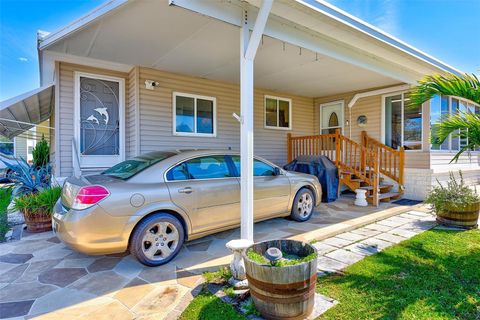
(22, 209, 52, 233)
(436, 201, 479, 229)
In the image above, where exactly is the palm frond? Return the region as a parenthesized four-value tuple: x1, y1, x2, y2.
(409, 73, 480, 107)
(433, 111, 480, 162)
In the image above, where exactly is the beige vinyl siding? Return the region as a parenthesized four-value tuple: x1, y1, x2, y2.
(126, 67, 138, 158)
(137, 67, 314, 165)
(57, 62, 129, 177)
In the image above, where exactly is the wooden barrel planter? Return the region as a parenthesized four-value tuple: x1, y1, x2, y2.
(436, 202, 479, 229)
(22, 209, 52, 233)
(243, 240, 317, 320)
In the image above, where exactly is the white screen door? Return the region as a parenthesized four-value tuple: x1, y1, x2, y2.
(320, 101, 344, 134)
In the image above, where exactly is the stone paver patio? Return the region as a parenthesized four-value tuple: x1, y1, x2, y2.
(0, 197, 426, 320)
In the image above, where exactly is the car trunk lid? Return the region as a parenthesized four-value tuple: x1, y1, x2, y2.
(61, 175, 121, 209)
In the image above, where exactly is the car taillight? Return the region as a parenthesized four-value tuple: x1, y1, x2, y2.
(72, 185, 110, 210)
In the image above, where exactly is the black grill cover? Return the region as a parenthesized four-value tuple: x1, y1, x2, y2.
(284, 155, 339, 203)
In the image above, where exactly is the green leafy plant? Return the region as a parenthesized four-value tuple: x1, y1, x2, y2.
(242, 298, 261, 317)
(203, 267, 232, 284)
(246, 248, 317, 267)
(13, 187, 61, 218)
(409, 73, 480, 107)
(0, 187, 12, 242)
(1, 157, 51, 195)
(32, 137, 50, 168)
(431, 111, 480, 162)
(410, 73, 480, 162)
(425, 171, 480, 213)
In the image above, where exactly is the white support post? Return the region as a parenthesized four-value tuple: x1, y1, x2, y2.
(239, 0, 272, 242)
(240, 7, 254, 241)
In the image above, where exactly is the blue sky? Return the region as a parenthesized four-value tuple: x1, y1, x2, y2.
(0, 0, 479, 102)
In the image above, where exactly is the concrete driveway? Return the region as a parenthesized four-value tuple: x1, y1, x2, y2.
(0, 198, 415, 319)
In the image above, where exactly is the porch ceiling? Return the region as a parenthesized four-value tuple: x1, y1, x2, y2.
(42, 0, 401, 97)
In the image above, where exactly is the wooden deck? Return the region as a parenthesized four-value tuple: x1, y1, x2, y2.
(287, 129, 405, 206)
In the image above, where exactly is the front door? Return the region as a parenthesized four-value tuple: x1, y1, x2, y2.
(320, 101, 344, 134)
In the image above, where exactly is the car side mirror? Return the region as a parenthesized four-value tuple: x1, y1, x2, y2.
(273, 167, 281, 176)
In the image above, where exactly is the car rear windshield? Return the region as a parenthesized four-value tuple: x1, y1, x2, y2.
(102, 151, 176, 180)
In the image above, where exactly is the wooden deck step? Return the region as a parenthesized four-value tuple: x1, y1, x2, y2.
(367, 192, 402, 203)
(360, 184, 393, 192)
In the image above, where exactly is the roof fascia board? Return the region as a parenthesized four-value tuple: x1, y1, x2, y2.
(38, 0, 129, 50)
(294, 0, 462, 75)
(42, 51, 133, 73)
(169, 0, 420, 83)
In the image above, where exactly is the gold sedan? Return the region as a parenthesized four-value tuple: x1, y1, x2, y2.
(53, 150, 322, 266)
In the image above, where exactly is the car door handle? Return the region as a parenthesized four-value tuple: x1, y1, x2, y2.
(178, 187, 193, 194)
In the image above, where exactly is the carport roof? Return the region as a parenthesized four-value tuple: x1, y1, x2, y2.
(0, 85, 54, 139)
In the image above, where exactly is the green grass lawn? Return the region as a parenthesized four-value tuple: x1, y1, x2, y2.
(0, 186, 12, 242)
(317, 228, 480, 319)
(179, 291, 245, 320)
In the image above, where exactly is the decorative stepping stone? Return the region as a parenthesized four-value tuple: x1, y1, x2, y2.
(87, 257, 121, 273)
(0, 253, 33, 264)
(326, 249, 364, 265)
(0, 300, 34, 318)
(38, 268, 88, 287)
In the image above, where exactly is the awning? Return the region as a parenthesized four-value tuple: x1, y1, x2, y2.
(0, 84, 54, 139)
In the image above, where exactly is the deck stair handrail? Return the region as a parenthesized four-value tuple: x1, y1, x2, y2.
(287, 129, 381, 206)
(361, 131, 405, 190)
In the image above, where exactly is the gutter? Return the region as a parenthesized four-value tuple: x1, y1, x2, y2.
(296, 0, 463, 76)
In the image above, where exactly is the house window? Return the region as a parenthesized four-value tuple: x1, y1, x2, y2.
(430, 95, 480, 151)
(173, 92, 216, 136)
(265, 96, 292, 130)
(384, 92, 422, 150)
(0, 136, 14, 156)
(74, 72, 125, 168)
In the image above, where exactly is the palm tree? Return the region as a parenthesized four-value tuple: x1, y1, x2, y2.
(410, 73, 480, 162)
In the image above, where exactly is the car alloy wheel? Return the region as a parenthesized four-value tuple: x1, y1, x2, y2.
(297, 192, 313, 218)
(141, 222, 180, 261)
(130, 213, 185, 266)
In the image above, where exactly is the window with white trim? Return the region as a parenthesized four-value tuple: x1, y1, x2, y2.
(384, 92, 422, 150)
(265, 96, 292, 130)
(430, 95, 480, 151)
(173, 92, 216, 136)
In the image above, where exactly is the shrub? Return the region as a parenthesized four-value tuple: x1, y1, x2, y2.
(32, 137, 50, 168)
(13, 187, 61, 218)
(1, 157, 51, 195)
(0, 187, 12, 241)
(425, 171, 480, 213)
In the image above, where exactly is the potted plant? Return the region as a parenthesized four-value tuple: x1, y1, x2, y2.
(426, 171, 479, 229)
(12, 187, 62, 232)
(243, 239, 318, 320)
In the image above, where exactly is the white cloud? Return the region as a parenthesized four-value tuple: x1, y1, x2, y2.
(371, 0, 399, 35)
(18, 57, 28, 62)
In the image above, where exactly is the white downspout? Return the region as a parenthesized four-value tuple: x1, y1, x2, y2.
(239, 0, 273, 242)
(347, 84, 410, 139)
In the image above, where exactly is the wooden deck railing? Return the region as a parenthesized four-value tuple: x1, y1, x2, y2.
(287, 129, 405, 206)
(361, 131, 405, 189)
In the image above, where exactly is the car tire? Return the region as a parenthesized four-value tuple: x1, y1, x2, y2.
(130, 213, 185, 267)
(290, 188, 315, 222)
